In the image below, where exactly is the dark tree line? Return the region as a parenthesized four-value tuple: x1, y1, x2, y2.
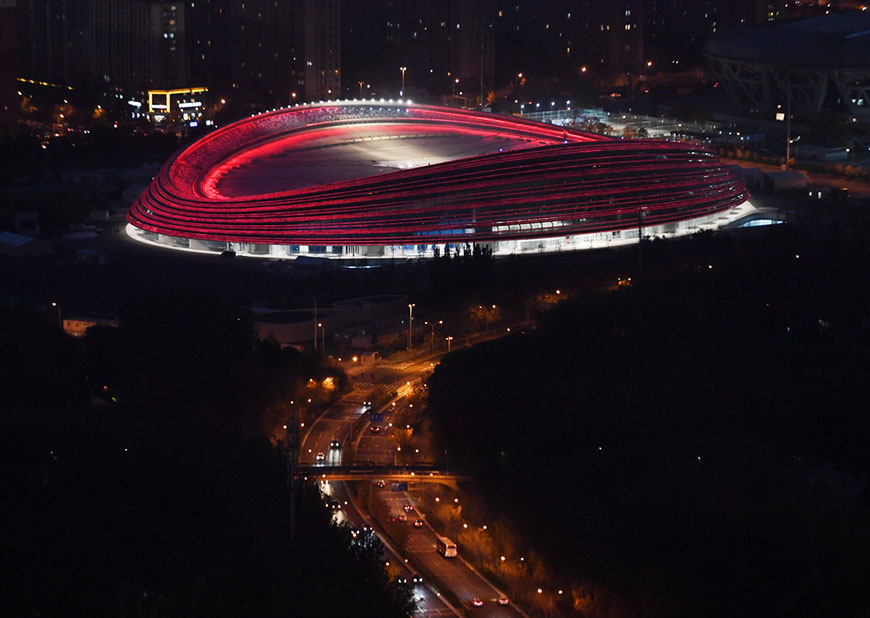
(0, 292, 411, 618)
(427, 214, 870, 618)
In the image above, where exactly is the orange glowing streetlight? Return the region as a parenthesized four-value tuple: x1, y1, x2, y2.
(408, 303, 415, 350)
(424, 319, 443, 351)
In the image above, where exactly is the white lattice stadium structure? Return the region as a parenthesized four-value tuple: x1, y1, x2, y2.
(705, 11, 870, 122)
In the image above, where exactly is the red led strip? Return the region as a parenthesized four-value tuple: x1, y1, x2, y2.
(128, 103, 748, 247)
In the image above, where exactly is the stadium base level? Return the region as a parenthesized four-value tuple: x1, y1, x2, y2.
(126, 200, 756, 264)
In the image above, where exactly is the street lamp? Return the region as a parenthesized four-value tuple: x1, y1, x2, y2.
(290, 399, 305, 426)
(317, 322, 325, 352)
(51, 301, 61, 330)
(424, 320, 442, 351)
(484, 304, 497, 332)
(358, 80, 364, 97)
(784, 84, 792, 169)
(637, 207, 648, 276)
(313, 296, 318, 351)
(400, 66, 407, 97)
(408, 303, 415, 351)
(537, 587, 555, 617)
(790, 135, 801, 163)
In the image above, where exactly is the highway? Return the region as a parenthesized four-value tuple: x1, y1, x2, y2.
(323, 479, 455, 617)
(376, 486, 521, 617)
(299, 392, 368, 466)
(299, 341, 528, 617)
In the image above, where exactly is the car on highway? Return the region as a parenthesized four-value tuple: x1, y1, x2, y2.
(396, 575, 408, 585)
(472, 598, 484, 607)
(376, 479, 386, 488)
(315, 451, 325, 461)
(369, 424, 382, 434)
(402, 503, 414, 512)
(329, 439, 341, 449)
(497, 596, 509, 606)
(398, 513, 408, 522)
(413, 519, 424, 528)
(412, 574, 423, 584)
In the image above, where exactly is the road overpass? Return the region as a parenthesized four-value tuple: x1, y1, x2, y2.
(297, 465, 472, 486)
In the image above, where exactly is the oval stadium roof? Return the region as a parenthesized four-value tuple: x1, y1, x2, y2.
(126, 101, 749, 257)
(705, 11, 870, 68)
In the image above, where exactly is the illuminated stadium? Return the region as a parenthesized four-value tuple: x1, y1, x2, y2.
(127, 101, 754, 261)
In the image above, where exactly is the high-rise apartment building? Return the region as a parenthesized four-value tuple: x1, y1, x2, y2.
(16, 0, 336, 108)
(18, 0, 185, 91)
(574, 0, 645, 76)
(186, 0, 305, 106)
(342, 0, 494, 102)
(0, 0, 16, 133)
(303, 0, 340, 101)
(457, 0, 495, 102)
(493, 0, 643, 83)
(17, 0, 87, 87)
(88, 0, 188, 90)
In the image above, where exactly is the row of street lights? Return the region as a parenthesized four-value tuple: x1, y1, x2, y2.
(313, 301, 450, 355)
(408, 303, 454, 352)
(536, 587, 564, 618)
(358, 67, 408, 99)
(441, 493, 568, 614)
(519, 99, 572, 114)
(358, 67, 465, 103)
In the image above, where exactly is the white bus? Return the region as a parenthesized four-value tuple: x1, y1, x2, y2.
(436, 536, 457, 558)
